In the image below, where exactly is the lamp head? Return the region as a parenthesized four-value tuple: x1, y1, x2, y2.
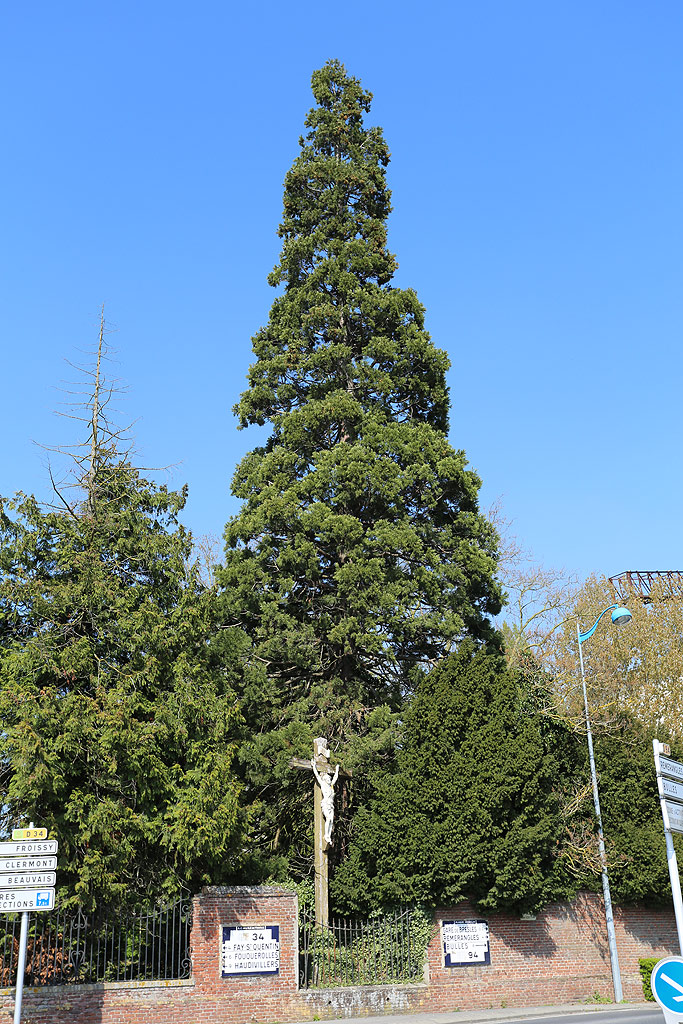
(611, 606, 632, 627)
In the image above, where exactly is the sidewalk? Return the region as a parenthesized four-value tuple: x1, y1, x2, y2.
(288, 1002, 656, 1024)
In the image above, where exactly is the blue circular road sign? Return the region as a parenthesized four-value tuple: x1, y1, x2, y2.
(651, 957, 683, 1013)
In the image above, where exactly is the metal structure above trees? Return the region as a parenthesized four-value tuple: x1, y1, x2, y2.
(608, 570, 683, 603)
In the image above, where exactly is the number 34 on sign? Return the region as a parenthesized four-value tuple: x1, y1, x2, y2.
(12, 828, 47, 842)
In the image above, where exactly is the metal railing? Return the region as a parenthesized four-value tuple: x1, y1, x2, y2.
(0, 898, 192, 986)
(299, 908, 425, 989)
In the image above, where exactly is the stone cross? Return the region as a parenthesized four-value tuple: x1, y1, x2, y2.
(289, 737, 350, 928)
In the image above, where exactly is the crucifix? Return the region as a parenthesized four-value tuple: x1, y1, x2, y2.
(290, 737, 351, 928)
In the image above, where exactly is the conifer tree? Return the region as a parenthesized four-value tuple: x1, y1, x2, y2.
(331, 641, 570, 914)
(221, 61, 502, 875)
(0, 323, 246, 909)
(590, 722, 678, 904)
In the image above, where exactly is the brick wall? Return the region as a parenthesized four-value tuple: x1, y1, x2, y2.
(426, 894, 678, 1011)
(0, 887, 677, 1023)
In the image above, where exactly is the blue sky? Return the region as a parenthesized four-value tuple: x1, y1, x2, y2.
(2, 1, 681, 583)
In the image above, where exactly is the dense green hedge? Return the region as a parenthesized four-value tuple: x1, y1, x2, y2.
(639, 958, 658, 1001)
(331, 642, 571, 915)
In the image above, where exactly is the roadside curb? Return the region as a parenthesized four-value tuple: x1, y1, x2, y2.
(449, 1004, 654, 1024)
(288, 1002, 656, 1024)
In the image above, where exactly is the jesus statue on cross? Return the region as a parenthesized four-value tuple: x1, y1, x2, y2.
(289, 737, 351, 926)
(311, 747, 340, 845)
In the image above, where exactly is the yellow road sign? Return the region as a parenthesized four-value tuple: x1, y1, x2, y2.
(11, 828, 47, 841)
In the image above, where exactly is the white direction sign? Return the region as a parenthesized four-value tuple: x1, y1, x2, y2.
(664, 801, 683, 836)
(442, 919, 491, 967)
(0, 840, 57, 857)
(0, 888, 55, 912)
(654, 739, 683, 957)
(0, 872, 55, 888)
(661, 757, 683, 784)
(0, 856, 56, 873)
(221, 925, 280, 976)
(661, 778, 683, 805)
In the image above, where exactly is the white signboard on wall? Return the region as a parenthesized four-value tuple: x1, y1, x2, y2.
(442, 919, 490, 967)
(221, 925, 280, 976)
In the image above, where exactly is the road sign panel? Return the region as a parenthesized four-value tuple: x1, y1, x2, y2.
(655, 741, 683, 958)
(661, 758, 683, 784)
(221, 925, 280, 976)
(441, 919, 490, 967)
(664, 801, 683, 836)
(0, 840, 57, 857)
(661, 778, 683, 805)
(0, 888, 55, 912)
(0, 856, 56, 873)
(0, 872, 55, 888)
(11, 827, 47, 841)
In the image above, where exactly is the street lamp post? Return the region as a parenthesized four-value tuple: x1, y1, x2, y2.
(577, 603, 632, 1004)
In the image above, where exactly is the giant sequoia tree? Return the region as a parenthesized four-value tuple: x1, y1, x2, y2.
(221, 61, 502, 875)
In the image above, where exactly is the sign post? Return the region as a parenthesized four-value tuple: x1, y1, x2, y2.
(8, 824, 58, 1024)
(654, 741, 683, 955)
(13, 912, 29, 1024)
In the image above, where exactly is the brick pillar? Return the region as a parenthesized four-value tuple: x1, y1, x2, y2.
(191, 885, 299, 1022)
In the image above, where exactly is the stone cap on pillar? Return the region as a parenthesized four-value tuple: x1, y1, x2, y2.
(199, 885, 298, 898)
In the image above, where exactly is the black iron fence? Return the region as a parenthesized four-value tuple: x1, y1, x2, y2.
(0, 898, 192, 986)
(299, 908, 428, 989)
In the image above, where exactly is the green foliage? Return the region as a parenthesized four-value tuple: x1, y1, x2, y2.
(548, 573, 683, 741)
(302, 907, 432, 987)
(220, 59, 501, 877)
(266, 875, 316, 914)
(639, 958, 658, 1001)
(0, 442, 247, 910)
(331, 641, 570, 914)
(583, 992, 613, 1004)
(586, 723, 679, 904)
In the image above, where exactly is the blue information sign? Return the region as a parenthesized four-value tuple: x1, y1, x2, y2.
(651, 957, 683, 1016)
